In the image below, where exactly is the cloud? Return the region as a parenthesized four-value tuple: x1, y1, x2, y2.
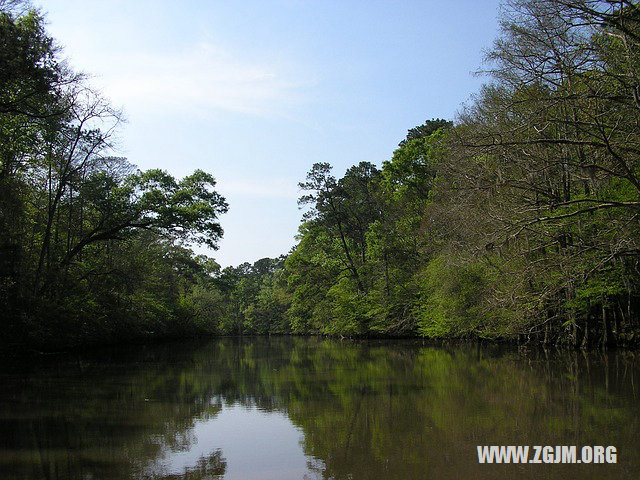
(97, 42, 304, 117)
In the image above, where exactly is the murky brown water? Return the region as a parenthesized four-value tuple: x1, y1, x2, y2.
(0, 337, 638, 479)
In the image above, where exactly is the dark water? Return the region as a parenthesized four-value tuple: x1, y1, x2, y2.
(0, 337, 638, 479)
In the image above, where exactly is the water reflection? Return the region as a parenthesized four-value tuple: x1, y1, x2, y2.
(152, 405, 309, 480)
(0, 338, 638, 479)
(147, 449, 226, 480)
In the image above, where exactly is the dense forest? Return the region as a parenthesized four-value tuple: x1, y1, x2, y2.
(2, 0, 640, 350)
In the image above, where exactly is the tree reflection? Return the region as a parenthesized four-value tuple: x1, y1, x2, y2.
(1, 338, 638, 479)
(144, 450, 226, 479)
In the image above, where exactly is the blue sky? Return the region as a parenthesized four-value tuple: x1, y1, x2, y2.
(37, 0, 502, 267)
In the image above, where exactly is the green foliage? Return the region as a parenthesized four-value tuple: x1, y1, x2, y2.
(4, 0, 640, 347)
(398, 118, 452, 147)
(128, 169, 228, 249)
(282, 124, 450, 337)
(274, 0, 640, 345)
(0, 5, 232, 349)
(414, 256, 488, 338)
(243, 272, 291, 334)
(0, 7, 63, 119)
(568, 265, 627, 314)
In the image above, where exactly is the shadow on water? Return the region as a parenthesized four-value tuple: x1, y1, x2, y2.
(0, 337, 638, 479)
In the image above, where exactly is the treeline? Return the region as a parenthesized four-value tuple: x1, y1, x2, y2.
(0, 3, 229, 349)
(3, 0, 640, 349)
(223, 0, 640, 347)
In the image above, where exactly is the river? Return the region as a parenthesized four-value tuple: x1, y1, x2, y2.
(0, 337, 638, 479)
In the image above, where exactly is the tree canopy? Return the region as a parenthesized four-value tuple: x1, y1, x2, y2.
(0, 3, 228, 349)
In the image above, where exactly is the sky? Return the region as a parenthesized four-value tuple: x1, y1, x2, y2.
(36, 0, 502, 267)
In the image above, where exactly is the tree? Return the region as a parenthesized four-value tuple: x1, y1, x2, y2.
(0, 3, 231, 348)
(444, 0, 640, 345)
(298, 162, 382, 294)
(398, 118, 452, 147)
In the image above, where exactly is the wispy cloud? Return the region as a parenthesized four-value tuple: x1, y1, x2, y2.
(97, 42, 305, 117)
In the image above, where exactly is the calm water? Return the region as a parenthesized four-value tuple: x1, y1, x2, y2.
(0, 337, 638, 479)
